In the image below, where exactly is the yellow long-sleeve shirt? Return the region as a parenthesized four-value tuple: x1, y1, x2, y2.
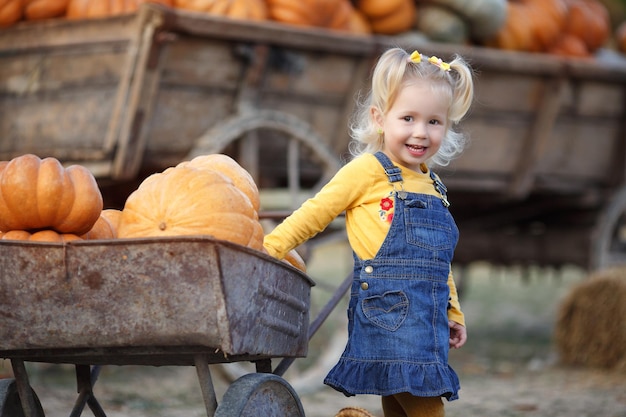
(264, 153, 465, 326)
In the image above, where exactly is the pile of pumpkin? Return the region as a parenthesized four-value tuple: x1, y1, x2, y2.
(0, 0, 622, 56)
(415, 0, 614, 58)
(0, 0, 416, 35)
(0, 153, 306, 271)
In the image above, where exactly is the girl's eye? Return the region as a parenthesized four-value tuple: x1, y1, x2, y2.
(430, 119, 441, 125)
(403, 116, 413, 122)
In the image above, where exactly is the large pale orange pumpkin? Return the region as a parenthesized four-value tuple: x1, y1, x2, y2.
(174, 0, 267, 21)
(0, 154, 103, 235)
(117, 166, 265, 251)
(0, 0, 22, 27)
(23, 0, 69, 20)
(177, 154, 260, 212)
(66, 0, 172, 19)
(266, 0, 353, 31)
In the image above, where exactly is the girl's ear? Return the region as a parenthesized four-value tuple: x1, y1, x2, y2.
(370, 106, 384, 130)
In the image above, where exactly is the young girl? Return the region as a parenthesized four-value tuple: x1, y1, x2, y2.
(263, 47, 474, 417)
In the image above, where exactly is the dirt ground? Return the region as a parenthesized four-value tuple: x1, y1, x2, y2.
(3, 243, 626, 417)
(11, 360, 625, 417)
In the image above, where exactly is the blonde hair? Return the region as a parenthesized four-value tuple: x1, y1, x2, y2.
(348, 47, 474, 167)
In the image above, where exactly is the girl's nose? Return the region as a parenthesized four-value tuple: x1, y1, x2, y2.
(412, 122, 427, 138)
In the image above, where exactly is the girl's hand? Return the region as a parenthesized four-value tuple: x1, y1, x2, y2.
(449, 320, 467, 349)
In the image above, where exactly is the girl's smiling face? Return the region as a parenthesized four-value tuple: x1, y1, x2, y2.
(372, 80, 450, 172)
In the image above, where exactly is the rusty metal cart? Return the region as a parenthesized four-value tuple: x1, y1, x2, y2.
(0, 237, 316, 416)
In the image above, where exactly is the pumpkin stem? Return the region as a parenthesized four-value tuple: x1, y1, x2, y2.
(159, 222, 167, 231)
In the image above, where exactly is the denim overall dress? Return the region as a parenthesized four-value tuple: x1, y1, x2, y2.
(324, 152, 461, 400)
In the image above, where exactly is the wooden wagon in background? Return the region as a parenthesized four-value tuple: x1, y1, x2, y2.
(2, 3, 626, 272)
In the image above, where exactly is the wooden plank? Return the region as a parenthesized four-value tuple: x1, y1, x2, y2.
(111, 6, 166, 179)
(0, 14, 137, 52)
(507, 77, 565, 198)
(158, 4, 375, 56)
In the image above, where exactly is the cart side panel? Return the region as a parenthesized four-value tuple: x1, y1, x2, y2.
(0, 15, 141, 168)
(0, 244, 71, 348)
(218, 244, 310, 358)
(0, 49, 125, 160)
(142, 32, 362, 172)
(0, 238, 311, 359)
(442, 67, 626, 194)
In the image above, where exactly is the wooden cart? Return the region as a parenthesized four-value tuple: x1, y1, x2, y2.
(0, 237, 315, 416)
(1, 5, 626, 281)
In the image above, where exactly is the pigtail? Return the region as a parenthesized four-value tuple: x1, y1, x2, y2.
(448, 56, 475, 124)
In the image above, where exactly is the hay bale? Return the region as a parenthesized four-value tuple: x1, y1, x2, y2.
(555, 268, 626, 370)
(334, 407, 376, 417)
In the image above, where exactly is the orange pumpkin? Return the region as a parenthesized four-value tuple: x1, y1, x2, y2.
(546, 33, 591, 57)
(82, 209, 121, 239)
(355, 0, 415, 35)
(485, 2, 533, 51)
(0, 0, 23, 27)
(529, 0, 567, 51)
(1, 230, 31, 240)
(1, 229, 82, 242)
(486, 0, 567, 52)
(177, 154, 260, 212)
(174, 0, 267, 21)
(266, 0, 354, 31)
(66, 0, 172, 19)
(348, 8, 372, 35)
(0, 154, 103, 235)
(23, 0, 69, 20)
(282, 248, 306, 272)
(562, 0, 609, 53)
(117, 166, 265, 251)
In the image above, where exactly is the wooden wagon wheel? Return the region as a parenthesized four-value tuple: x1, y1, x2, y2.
(214, 373, 305, 417)
(591, 186, 626, 271)
(187, 109, 343, 211)
(0, 379, 44, 417)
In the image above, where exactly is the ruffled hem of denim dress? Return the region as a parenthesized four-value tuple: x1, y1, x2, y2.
(323, 359, 460, 400)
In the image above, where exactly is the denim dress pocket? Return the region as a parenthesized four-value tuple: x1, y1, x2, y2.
(404, 204, 456, 252)
(361, 290, 409, 331)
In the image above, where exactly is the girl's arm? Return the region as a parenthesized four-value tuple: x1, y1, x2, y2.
(447, 270, 464, 326)
(263, 159, 368, 260)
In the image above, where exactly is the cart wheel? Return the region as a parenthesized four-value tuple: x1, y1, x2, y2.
(591, 186, 626, 271)
(0, 379, 45, 417)
(188, 109, 342, 211)
(214, 373, 305, 417)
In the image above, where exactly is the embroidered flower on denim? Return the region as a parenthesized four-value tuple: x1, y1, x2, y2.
(379, 195, 394, 223)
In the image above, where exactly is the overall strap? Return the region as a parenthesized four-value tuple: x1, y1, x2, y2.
(430, 171, 450, 207)
(374, 151, 403, 184)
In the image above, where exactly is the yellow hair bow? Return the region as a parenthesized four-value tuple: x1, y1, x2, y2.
(428, 56, 451, 72)
(408, 50, 421, 64)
